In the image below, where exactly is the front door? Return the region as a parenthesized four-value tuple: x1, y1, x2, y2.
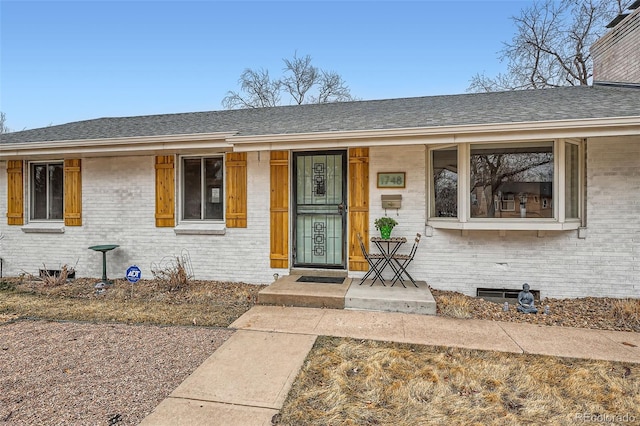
(293, 151, 347, 268)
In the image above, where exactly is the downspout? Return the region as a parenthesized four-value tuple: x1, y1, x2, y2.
(582, 138, 588, 228)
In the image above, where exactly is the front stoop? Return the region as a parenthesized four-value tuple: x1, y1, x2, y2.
(345, 280, 437, 315)
(258, 275, 437, 315)
(258, 274, 350, 309)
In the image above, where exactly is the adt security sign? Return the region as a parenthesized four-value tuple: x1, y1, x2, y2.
(126, 265, 142, 283)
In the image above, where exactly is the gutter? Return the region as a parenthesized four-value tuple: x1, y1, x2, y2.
(1, 117, 639, 157)
(0, 132, 236, 158)
(229, 116, 640, 151)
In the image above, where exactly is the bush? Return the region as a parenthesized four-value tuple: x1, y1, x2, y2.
(151, 255, 193, 292)
(437, 292, 472, 319)
(40, 264, 74, 287)
(612, 298, 640, 329)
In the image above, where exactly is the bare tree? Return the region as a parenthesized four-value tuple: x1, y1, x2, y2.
(221, 69, 281, 109)
(312, 70, 354, 104)
(281, 54, 319, 105)
(468, 0, 630, 92)
(0, 112, 11, 134)
(470, 150, 553, 217)
(222, 53, 355, 109)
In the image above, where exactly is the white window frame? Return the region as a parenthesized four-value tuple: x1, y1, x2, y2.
(499, 194, 515, 212)
(175, 154, 227, 235)
(28, 160, 64, 222)
(427, 139, 584, 231)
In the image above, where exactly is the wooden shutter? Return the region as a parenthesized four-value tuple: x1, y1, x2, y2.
(64, 159, 82, 226)
(270, 151, 289, 268)
(6, 160, 24, 226)
(348, 148, 369, 271)
(155, 155, 175, 227)
(225, 152, 247, 228)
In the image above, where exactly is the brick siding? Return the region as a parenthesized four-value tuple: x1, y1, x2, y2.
(1, 137, 639, 297)
(592, 7, 640, 84)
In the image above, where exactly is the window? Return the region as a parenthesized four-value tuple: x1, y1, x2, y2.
(499, 194, 515, 212)
(182, 157, 224, 221)
(429, 140, 583, 230)
(565, 142, 580, 219)
(431, 147, 458, 218)
(470, 143, 553, 219)
(30, 162, 63, 220)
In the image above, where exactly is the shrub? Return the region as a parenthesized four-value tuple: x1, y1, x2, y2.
(151, 255, 193, 291)
(612, 298, 640, 329)
(40, 264, 74, 287)
(437, 292, 472, 319)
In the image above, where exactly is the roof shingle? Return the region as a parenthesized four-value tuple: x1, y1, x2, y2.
(2, 85, 639, 144)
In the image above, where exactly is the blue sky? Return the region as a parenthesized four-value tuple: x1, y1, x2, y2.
(1, 0, 529, 131)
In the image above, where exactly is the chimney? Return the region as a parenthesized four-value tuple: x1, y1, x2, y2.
(591, 1, 640, 88)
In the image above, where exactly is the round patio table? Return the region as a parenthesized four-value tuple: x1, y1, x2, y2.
(88, 244, 119, 286)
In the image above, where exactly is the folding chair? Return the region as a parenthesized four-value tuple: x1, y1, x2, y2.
(391, 233, 421, 287)
(357, 233, 386, 286)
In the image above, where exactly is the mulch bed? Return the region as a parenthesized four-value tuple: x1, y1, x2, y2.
(1, 277, 638, 333)
(431, 288, 640, 332)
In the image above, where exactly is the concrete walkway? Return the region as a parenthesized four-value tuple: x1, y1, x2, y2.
(141, 306, 640, 426)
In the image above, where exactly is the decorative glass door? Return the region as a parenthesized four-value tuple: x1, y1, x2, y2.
(293, 151, 347, 268)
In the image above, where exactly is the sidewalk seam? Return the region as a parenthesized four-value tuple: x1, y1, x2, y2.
(311, 309, 327, 333)
(167, 396, 281, 411)
(496, 322, 526, 354)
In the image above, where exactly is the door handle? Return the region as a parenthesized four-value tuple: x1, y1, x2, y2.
(338, 203, 346, 215)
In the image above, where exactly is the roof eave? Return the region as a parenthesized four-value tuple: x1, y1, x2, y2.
(1, 117, 638, 158)
(0, 132, 237, 158)
(229, 116, 640, 151)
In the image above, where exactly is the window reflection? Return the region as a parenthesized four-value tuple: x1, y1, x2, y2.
(31, 162, 63, 220)
(432, 148, 458, 218)
(182, 157, 224, 221)
(470, 144, 554, 219)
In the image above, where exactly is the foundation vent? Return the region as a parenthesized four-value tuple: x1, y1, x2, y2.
(477, 288, 540, 303)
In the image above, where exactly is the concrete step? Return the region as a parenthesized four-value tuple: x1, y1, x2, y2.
(288, 268, 348, 278)
(345, 280, 437, 315)
(258, 275, 437, 315)
(258, 275, 350, 309)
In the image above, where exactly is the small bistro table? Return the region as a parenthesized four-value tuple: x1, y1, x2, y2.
(88, 244, 119, 287)
(370, 237, 406, 286)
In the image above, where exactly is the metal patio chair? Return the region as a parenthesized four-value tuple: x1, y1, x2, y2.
(357, 232, 386, 286)
(391, 233, 421, 287)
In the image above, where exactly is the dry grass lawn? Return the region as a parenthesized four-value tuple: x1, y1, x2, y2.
(3, 277, 640, 425)
(0, 277, 265, 327)
(278, 337, 640, 426)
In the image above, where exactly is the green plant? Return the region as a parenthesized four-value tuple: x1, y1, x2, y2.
(374, 216, 398, 230)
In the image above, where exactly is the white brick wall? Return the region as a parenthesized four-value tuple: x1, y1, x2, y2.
(363, 145, 426, 281)
(402, 137, 640, 299)
(2, 137, 639, 298)
(0, 153, 281, 285)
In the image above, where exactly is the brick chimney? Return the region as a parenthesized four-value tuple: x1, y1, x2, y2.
(591, 1, 640, 87)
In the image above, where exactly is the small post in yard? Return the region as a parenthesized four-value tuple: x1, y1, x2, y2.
(126, 265, 142, 299)
(88, 244, 120, 288)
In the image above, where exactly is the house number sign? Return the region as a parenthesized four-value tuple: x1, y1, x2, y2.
(377, 172, 406, 188)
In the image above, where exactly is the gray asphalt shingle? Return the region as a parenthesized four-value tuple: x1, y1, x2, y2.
(1, 85, 639, 144)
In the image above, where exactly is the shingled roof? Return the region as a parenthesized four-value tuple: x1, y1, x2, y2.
(2, 85, 639, 144)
